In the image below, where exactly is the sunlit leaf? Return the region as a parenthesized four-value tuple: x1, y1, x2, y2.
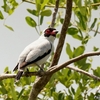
(93, 46, 99, 51)
(93, 67, 100, 77)
(72, 34, 83, 41)
(90, 18, 97, 31)
(66, 43, 73, 59)
(75, 8, 87, 30)
(82, 35, 90, 44)
(25, 16, 37, 27)
(58, 92, 65, 100)
(60, 18, 64, 24)
(17, 88, 25, 100)
(71, 86, 75, 95)
(0, 11, 4, 19)
(27, 9, 39, 16)
(5, 25, 14, 31)
(40, 16, 44, 25)
(35, 0, 41, 12)
(68, 27, 78, 35)
(10, 79, 17, 100)
(41, 0, 49, 9)
(94, 22, 100, 36)
(79, 7, 87, 16)
(4, 66, 9, 73)
(40, 9, 52, 16)
(73, 46, 85, 57)
(75, 87, 83, 100)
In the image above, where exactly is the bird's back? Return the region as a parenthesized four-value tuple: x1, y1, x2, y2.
(18, 37, 54, 66)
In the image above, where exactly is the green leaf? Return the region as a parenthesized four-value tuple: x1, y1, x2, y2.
(68, 27, 78, 35)
(25, 16, 37, 27)
(27, 9, 39, 16)
(35, 0, 41, 12)
(66, 43, 73, 59)
(93, 46, 99, 51)
(72, 34, 83, 41)
(82, 35, 90, 44)
(75, 8, 87, 30)
(79, 7, 87, 16)
(4, 66, 9, 73)
(93, 67, 100, 77)
(71, 86, 75, 95)
(60, 18, 64, 24)
(2, 0, 17, 14)
(90, 18, 97, 31)
(40, 16, 44, 25)
(73, 46, 85, 57)
(40, 9, 52, 16)
(58, 92, 65, 100)
(17, 88, 25, 100)
(75, 58, 87, 67)
(10, 79, 17, 100)
(81, 63, 91, 70)
(5, 25, 14, 31)
(0, 11, 4, 19)
(94, 22, 100, 36)
(75, 87, 83, 100)
(41, 0, 49, 9)
(66, 95, 73, 100)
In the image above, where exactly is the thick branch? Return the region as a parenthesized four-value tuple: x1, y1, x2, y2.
(28, 0, 60, 100)
(1, 51, 100, 81)
(28, 0, 72, 100)
(51, 0, 72, 66)
(48, 51, 100, 74)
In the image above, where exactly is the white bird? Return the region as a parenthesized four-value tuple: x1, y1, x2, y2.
(13, 27, 58, 81)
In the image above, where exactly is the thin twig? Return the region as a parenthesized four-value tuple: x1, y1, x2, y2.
(66, 66, 100, 80)
(23, 0, 100, 8)
(50, 0, 59, 27)
(92, 29, 100, 34)
(48, 51, 100, 74)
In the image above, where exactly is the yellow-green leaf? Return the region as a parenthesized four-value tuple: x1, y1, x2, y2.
(40, 9, 52, 16)
(25, 16, 37, 27)
(0, 11, 4, 19)
(5, 25, 14, 31)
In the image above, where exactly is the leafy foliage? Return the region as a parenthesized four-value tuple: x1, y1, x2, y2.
(0, 0, 100, 100)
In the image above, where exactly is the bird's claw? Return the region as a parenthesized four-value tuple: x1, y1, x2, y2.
(37, 69, 45, 76)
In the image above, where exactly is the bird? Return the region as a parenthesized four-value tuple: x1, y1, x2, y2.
(13, 27, 58, 81)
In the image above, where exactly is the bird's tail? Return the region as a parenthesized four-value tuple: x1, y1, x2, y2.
(15, 70, 23, 82)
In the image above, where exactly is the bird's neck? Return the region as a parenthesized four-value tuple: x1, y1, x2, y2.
(39, 35, 55, 43)
(47, 36, 55, 43)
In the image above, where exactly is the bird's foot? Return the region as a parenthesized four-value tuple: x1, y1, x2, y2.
(37, 68, 45, 77)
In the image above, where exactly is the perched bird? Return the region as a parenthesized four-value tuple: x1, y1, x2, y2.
(13, 27, 58, 81)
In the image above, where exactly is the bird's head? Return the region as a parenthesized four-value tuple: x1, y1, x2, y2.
(44, 27, 58, 37)
(41, 27, 58, 42)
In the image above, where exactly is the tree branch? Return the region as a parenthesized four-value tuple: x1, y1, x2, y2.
(48, 51, 100, 74)
(51, 0, 72, 66)
(23, 0, 100, 8)
(28, 0, 60, 100)
(66, 65, 100, 80)
(50, 0, 59, 27)
(28, 0, 72, 100)
(1, 51, 100, 81)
